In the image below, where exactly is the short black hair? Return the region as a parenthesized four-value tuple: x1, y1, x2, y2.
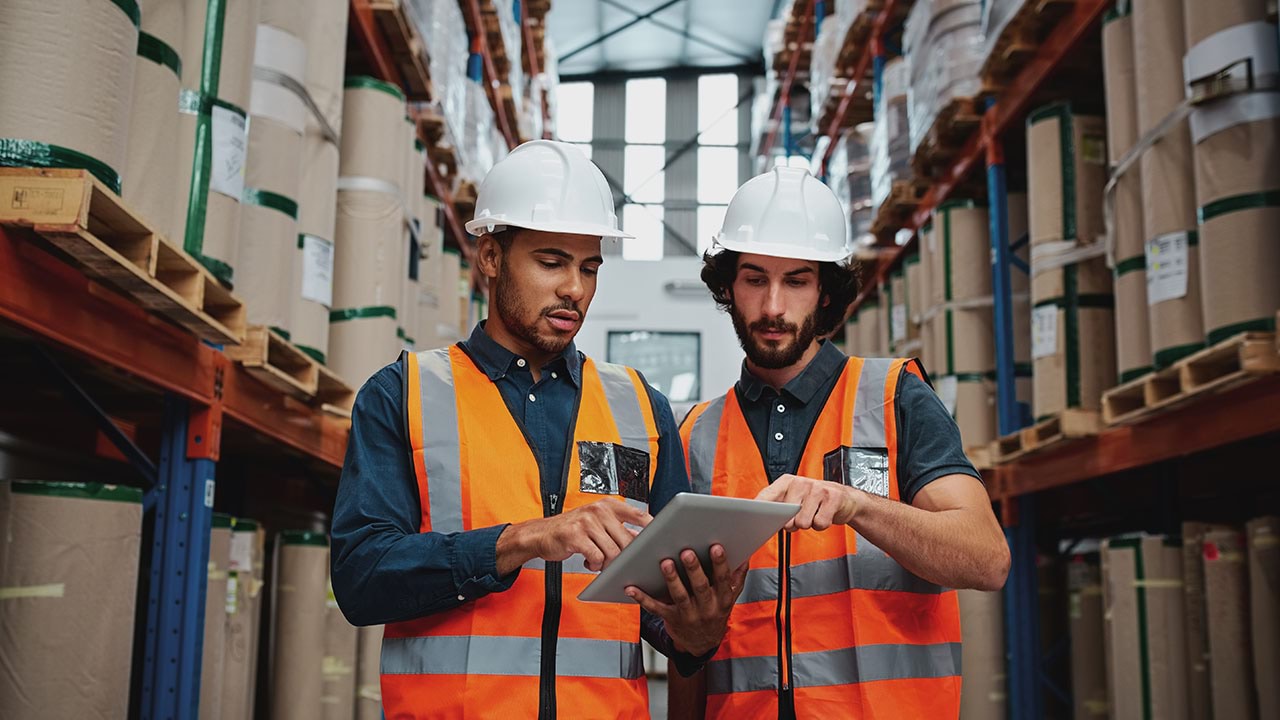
(699, 249, 860, 337)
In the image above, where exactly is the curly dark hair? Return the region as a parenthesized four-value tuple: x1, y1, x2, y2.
(700, 249, 860, 336)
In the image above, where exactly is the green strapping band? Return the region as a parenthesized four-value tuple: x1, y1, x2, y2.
(1119, 366, 1153, 384)
(243, 188, 299, 219)
(212, 513, 235, 528)
(904, 254, 921, 267)
(280, 530, 328, 547)
(108, 0, 142, 28)
(270, 326, 291, 341)
(953, 372, 991, 383)
(943, 207, 955, 375)
(414, 139, 425, 152)
(1102, 0, 1131, 23)
(1033, 294, 1116, 310)
(180, 89, 247, 281)
(884, 281, 895, 344)
(936, 198, 983, 212)
(1065, 265, 1080, 406)
(1114, 255, 1146, 277)
(1154, 342, 1204, 369)
(345, 75, 406, 102)
(296, 344, 326, 365)
(199, 0, 228, 96)
(1198, 190, 1280, 223)
(1135, 545, 1153, 719)
(0, 138, 122, 196)
(8, 480, 142, 504)
(192, 251, 233, 286)
(1207, 316, 1277, 345)
(234, 518, 259, 531)
(396, 327, 417, 345)
(331, 305, 397, 323)
(138, 32, 183, 78)
(1029, 102, 1078, 240)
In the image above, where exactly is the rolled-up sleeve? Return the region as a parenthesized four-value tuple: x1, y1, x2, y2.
(329, 359, 517, 626)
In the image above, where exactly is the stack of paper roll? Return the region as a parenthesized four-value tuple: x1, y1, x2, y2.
(237, 23, 307, 335)
(887, 265, 920, 355)
(459, 257, 476, 331)
(322, 576, 359, 720)
(0, 0, 137, 196)
(331, 77, 409, 386)
(919, 221, 937, 373)
(1067, 549, 1108, 720)
(124, 0, 184, 239)
(355, 625, 385, 720)
(1180, 522, 1214, 720)
(1200, 526, 1256, 718)
(1103, 3, 1153, 384)
(291, 0, 349, 365)
(1007, 191, 1033, 410)
(1249, 517, 1280, 718)
(0, 481, 143, 718)
(271, 531, 329, 720)
(1027, 103, 1115, 419)
(958, 589, 1006, 720)
(843, 312, 860, 356)
(199, 514, 235, 720)
(1184, 2, 1280, 344)
(904, 254, 923, 353)
(221, 518, 265, 720)
(399, 127, 426, 354)
(1134, 0, 1205, 368)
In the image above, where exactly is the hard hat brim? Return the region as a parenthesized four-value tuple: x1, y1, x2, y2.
(465, 215, 635, 239)
(713, 235, 852, 264)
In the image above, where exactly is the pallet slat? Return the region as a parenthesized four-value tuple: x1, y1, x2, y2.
(990, 409, 1100, 463)
(224, 326, 319, 399)
(0, 168, 246, 345)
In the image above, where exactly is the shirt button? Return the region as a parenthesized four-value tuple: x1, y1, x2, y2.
(774, 432, 784, 441)
(457, 594, 466, 602)
(777, 404, 786, 413)
(516, 359, 526, 368)
(528, 393, 537, 402)
(551, 372, 558, 379)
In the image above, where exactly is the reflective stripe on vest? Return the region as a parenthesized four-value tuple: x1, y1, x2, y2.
(415, 349, 463, 533)
(382, 636, 646, 679)
(680, 354, 961, 716)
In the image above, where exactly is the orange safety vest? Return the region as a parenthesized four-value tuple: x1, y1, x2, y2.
(679, 356, 962, 719)
(381, 346, 660, 720)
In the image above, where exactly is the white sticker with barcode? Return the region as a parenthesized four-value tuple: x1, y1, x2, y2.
(300, 235, 334, 307)
(210, 106, 247, 200)
(892, 305, 907, 344)
(203, 478, 216, 508)
(1032, 305, 1059, 359)
(1146, 231, 1190, 305)
(935, 375, 959, 417)
(229, 530, 254, 572)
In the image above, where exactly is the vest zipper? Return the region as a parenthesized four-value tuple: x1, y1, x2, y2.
(538, 388, 583, 720)
(777, 531, 795, 715)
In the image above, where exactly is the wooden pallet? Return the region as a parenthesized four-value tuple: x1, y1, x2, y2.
(870, 180, 927, 235)
(990, 408, 1101, 463)
(979, 0, 1075, 89)
(966, 444, 993, 472)
(317, 363, 357, 418)
(0, 168, 246, 345)
(224, 326, 319, 399)
(1102, 332, 1280, 425)
(417, 109, 446, 145)
(911, 95, 982, 180)
(369, 0, 433, 101)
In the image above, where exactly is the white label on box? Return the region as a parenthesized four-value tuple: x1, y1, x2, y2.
(892, 305, 907, 344)
(229, 531, 254, 572)
(1145, 231, 1190, 305)
(935, 375, 959, 417)
(210, 106, 247, 200)
(300, 234, 334, 307)
(1032, 305, 1059, 359)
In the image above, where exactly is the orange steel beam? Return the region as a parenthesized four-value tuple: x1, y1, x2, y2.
(463, 0, 518, 150)
(818, 0, 899, 171)
(760, 0, 815, 159)
(349, 0, 401, 86)
(522, 13, 552, 140)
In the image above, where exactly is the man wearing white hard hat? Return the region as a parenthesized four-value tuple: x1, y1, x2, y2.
(665, 167, 1010, 719)
(331, 140, 742, 719)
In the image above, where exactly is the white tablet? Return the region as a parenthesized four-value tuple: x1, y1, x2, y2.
(577, 492, 800, 604)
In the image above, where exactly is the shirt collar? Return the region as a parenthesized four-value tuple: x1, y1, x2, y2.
(737, 340, 847, 405)
(462, 322, 583, 386)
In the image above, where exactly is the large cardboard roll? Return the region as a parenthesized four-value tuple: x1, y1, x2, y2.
(1113, 167, 1151, 383)
(958, 589, 1006, 720)
(329, 315, 402, 387)
(271, 531, 329, 720)
(139, 0, 184, 50)
(856, 299, 882, 358)
(257, 0, 309, 37)
(221, 519, 265, 720)
(1101, 535, 1189, 720)
(936, 306, 996, 377)
(239, 115, 303, 333)
(905, 254, 923, 339)
(1027, 105, 1108, 248)
(1201, 526, 1256, 719)
(953, 377, 996, 447)
(294, 125, 340, 363)
(340, 79, 409, 188)
(1102, 7, 1138, 165)
(0, 481, 143, 718)
(933, 201, 991, 301)
(1183, 0, 1271, 47)
(124, 39, 183, 239)
(1248, 516, 1280, 719)
(355, 625, 384, 720)
(322, 577, 359, 720)
(1007, 192, 1032, 369)
(180, 0, 260, 110)
(1067, 551, 1107, 720)
(876, 287, 891, 356)
(302, 0, 351, 134)
(1192, 102, 1280, 343)
(1031, 257, 1115, 418)
(200, 514, 234, 720)
(333, 189, 406, 310)
(0, 0, 137, 195)
(1181, 522, 1213, 720)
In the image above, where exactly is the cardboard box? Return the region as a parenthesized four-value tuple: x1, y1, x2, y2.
(959, 589, 1006, 720)
(1027, 105, 1107, 248)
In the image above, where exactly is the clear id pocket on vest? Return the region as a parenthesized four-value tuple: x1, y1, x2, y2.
(823, 446, 890, 498)
(578, 441, 650, 503)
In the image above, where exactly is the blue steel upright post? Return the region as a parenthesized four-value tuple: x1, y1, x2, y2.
(140, 394, 220, 719)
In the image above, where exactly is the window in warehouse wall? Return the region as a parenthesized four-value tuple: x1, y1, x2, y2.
(555, 81, 594, 160)
(697, 74, 741, 255)
(623, 78, 667, 260)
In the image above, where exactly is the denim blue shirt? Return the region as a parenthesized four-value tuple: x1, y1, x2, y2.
(330, 323, 705, 670)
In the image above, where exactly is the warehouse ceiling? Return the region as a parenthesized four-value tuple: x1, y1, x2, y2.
(547, 0, 776, 78)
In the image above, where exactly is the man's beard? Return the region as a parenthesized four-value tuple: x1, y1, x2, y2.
(493, 263, 581, 354)
(731, 305, 819, 370)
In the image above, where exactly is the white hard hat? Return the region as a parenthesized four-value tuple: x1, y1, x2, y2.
(713, 166, 850, 263)
(465, 139, 633, 238)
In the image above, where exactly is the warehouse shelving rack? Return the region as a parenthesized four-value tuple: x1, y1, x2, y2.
(764, 0, 1280, 718)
